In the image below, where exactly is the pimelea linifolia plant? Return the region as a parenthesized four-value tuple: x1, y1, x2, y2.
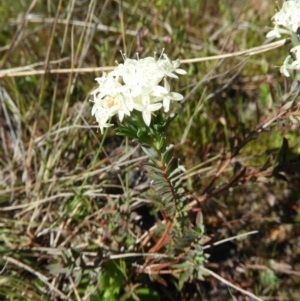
(267, 0, 300, 77)
(90, 51, 209, 283)
(87, 0, 300, 296)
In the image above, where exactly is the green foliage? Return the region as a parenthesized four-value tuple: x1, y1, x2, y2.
(143, 144, 187, 216)
(117, 110, 177, 151)
(260, 268, 278, 288)
(98, 260, 127, 301)
(272, 137, 289, 181)
(2, 0, 300, 300)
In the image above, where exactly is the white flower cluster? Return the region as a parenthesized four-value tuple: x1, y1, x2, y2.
(91, 54, 186, 133)
(266, 0, 300, 39)
(266, 0, 300, 77)
(281, 45, 300, 76)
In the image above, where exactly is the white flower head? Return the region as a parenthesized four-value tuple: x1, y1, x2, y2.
(280, 45, 300, 76)
(162, 79, 184, 112)
(267, 0, 300, 38)
(280, 54, 293, 77)
(132, 95, 163, 126)
(157, 54, 187, 78)
(90, 52, 186, 132)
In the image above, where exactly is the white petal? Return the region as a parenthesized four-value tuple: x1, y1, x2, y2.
(170, 92, 184, 101)
(176, 68, 187, 75)
(280, 55, 292, 77)
(143, 111, 151, 126)
(148, 102, 162, 112)
(266, 29, 281, 38)
(163, 97, 171, 112)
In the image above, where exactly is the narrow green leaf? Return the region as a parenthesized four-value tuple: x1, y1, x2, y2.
(274, 137, 288, 166)
(156, 186, 172, 195)
(144, 163, 162, 174)
(162, 144, 174, 164)
(162, 193, 175, 204)
(177, 267, 192, 290)
(151, 173, 166, 181)
(152, 182, 168, 191)
(141, 145, 158, 159)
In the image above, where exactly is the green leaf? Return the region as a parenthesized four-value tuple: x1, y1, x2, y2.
(135, 288, 159, 301)
(164, 202, 176, 216)
(141, 145, 158, 159)
(177, 266, 192, 290)
(144, 162, 162, 173)
(272, 137, 289, 181)
(166, 160, 179, 175)
(174, 179, 183, 189)
(47, 263, 69, 276)
(173, 229, 198, 254)
(162, 144, 174, 164)
(137, 128, 145, 138)
(176, 187, 185, 194)
(156, 186, 172, 195)
(169, 168, 182, 179)
(163, 193, 175, 204)
(157, 136, 166, 150)
(151, 172, 166, 181)
(152, 181, 169, 191)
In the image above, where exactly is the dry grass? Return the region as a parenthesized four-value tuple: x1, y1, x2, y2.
(1, 0, 300, 300)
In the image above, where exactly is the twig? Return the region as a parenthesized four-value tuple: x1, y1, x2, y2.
(200, 266, 263, 301)
(1, 256, 71, 300)
(202, 230, 258, 250)
(0, 39, 287, 78)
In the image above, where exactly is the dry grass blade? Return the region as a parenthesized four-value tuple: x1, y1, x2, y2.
(0, 39, 286, 78)
(2, 256, 71, 300)
(200, 266, 264, 301)
(1, 0, 300, 300)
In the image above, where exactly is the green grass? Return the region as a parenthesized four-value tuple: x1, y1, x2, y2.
(1, 0, 300, 300)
